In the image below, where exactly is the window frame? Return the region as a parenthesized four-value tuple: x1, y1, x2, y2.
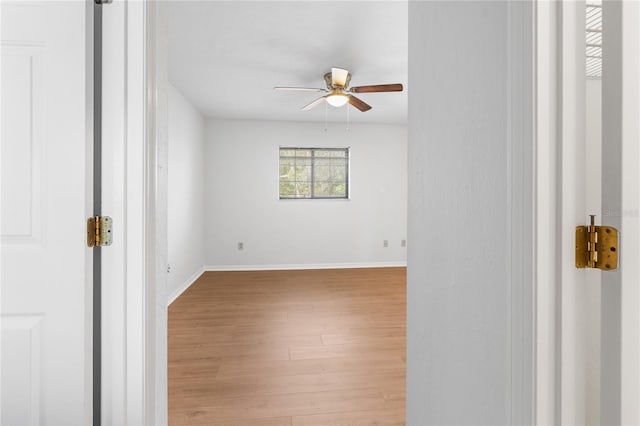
(278, 146, 351, 200)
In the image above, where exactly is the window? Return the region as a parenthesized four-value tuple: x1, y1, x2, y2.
(586, 3, 602, 78)
(279, 147, 349, 199)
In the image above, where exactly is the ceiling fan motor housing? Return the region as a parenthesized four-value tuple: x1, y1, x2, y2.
(324, 71, 351, 90)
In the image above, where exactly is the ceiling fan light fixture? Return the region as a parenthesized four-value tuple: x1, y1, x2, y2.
(275, 67, 401, 112)
(326, 93, 348, 107)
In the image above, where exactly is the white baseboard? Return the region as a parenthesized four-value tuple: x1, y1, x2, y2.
(203, 262, 407, 272)
(167, 266, 206, 306)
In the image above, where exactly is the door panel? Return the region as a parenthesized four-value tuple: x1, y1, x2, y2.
(1, 2, 92, 424)
(601, 1, 640, 424)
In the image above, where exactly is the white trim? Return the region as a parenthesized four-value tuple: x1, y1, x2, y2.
(559, 3, 589, 424)
(127, 0, 147, 422)
(100, 1, 148, 424)
(145, 1, 174, 421)
(534, 1, 561, 424)
(84, 3, 95, 425)
(204, 262, 407, 272)
(535, 2, 591, 423)
(167, 266, 206, 306)
(507, 2, 535, 423)
(102, 1, 128, 423)
(144, 1, 168, 424)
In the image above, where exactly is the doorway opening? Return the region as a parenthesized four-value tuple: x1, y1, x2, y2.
(158, 2, 408, 423)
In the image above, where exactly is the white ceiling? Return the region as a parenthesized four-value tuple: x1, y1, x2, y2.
(165, 1, 408, 124)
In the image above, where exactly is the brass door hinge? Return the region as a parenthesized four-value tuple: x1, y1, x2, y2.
(576, 215, 618, 271)
(87, 216, 113, 248)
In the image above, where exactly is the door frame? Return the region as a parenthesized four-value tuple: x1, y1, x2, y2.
(535, 1, 590, 424)
(108, 0, 639, 424)
(534, 1, 561, 422)
(130, 1, 539, 423)
(140, 1, 538, 423)
(535, 0, 640, 424)
(99, 0, 162, 424)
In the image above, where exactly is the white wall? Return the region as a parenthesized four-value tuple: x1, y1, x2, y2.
(203, 119, 407, 268)
(167, 83, 206, 302)
(407, 2, 534, 424)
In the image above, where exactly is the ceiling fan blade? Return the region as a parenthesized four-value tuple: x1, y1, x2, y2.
(350, 83, 404, 94)
(274, 87, 327, 92)
(348, 95, 372, 112)
(301, 96, 327, 111)
(331, 67, 350, 87)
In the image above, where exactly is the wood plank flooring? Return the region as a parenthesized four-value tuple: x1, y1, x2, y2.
(168, 267, 406, 425)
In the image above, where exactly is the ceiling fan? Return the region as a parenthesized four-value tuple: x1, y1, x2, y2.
(274, 67, 403, 112)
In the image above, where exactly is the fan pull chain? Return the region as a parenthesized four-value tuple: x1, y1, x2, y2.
(346, 101, 350, 131)
(324, 101, 328, 131)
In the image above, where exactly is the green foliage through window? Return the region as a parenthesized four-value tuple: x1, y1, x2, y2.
(279, 147, 349, 199)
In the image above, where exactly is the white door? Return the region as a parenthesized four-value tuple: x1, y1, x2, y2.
(600, 0, 640, 424)
(1, 2, 93, 424)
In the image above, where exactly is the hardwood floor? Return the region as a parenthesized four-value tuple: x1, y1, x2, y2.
(168, 267, 406, 425)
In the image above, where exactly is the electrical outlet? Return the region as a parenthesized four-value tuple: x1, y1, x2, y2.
(237, 242, 244, 250)
(401, 239, 407, 247)
(383, 240, 389, 248)
(166, 264, 171, 273)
